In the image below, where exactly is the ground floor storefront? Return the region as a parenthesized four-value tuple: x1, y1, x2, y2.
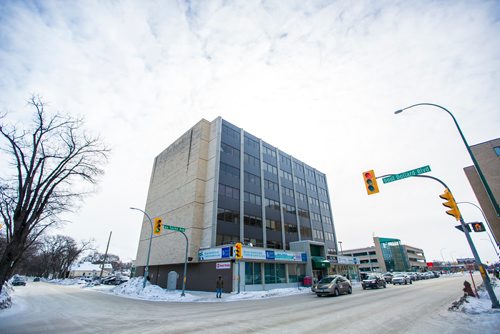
(135, 245, 308, 292)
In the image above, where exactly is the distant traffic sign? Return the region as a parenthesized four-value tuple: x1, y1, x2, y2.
(163, 224, 186, 232)
(382, 165, 431, 184)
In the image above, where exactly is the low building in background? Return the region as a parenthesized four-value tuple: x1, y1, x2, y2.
(69, 262, 113, 278)
(341, 237, 427, 273)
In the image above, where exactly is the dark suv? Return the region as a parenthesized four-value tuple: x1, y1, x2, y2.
(362, 274, 387, 290)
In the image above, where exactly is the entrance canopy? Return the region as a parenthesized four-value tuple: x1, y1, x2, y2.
(311, 256, 331, 269)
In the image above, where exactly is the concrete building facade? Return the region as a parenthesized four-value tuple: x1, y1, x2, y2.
(134, 118, 338, 292)
(463, 138, 500, 245)
(341, 237, 427, 273)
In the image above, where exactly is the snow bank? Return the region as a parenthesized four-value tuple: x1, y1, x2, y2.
(460, 280, 500, 315)
(49, 278, 82, 286)
(0, 283, 13, 310)
(111, 277, 198, 301)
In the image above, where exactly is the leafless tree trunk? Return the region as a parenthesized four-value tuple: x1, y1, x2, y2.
(0, 96, 109, 292)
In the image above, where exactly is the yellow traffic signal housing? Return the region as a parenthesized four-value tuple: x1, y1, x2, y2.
(362, 170, 380, 195)
(153, 217, 163, 235)
(234, 242, 243, 259)
(439, 189, 461, 221)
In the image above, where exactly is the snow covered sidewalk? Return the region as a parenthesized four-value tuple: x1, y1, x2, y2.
(108, 277, 311, 302)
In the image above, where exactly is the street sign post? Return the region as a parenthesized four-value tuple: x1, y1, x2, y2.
(382, 165, 431, 184)
(163, 224, 186, 232)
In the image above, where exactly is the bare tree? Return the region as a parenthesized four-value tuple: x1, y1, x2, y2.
(0, 96, 109, 292)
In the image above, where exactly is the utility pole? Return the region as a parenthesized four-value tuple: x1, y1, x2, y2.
(99, 231, 112, 279)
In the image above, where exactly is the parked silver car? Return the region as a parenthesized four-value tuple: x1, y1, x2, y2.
(392, 273, 412, 285)
(316, 275, 352, 297)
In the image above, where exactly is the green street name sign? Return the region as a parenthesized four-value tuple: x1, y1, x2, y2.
(382, 165, 431, 184)
(163, 224, 186, 232)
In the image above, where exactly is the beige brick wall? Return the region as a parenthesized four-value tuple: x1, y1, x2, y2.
(135, 118, 219, 266)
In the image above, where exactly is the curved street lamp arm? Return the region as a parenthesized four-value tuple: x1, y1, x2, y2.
(394, 103, 499, 217)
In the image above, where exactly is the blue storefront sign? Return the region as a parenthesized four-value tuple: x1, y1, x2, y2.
(266, 250, 275, 260)
(221, 247, 230, 258)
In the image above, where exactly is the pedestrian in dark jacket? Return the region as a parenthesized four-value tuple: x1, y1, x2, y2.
(216, 276, 223, 298)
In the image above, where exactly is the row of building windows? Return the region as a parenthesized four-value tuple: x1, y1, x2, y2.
(244, 214, 262, 227)
(244, 192, 261, 205)
(217, 208, 239, 224)
(263, 162, 278, 175)
(263, 145, 277, 158)
(295, 177, 306, 187)
(284, 223, 298, 233)
(282, 186, 294, 197)
(244, 135, 259, 151)
(244, 153, 260, 167)
(265, 179, 279, 192)
(297, 208, 309, 219)
(313, 229, 323, 239)
(311, 212, 321, 222)
(245, 171, 260, 185)
(309, 197, 319, 207)
(222, 125, 240, 140)
(280, 155, 291, 167)
(221, 142, 240, 159)
(265, 198, 281, 210)
(220, 162, 239, 179)
(266, 218, 281, 231)
(279, 169, 293, 181)
(282, 203, 296, 214)
(219, 184, 239, 200)
(325, 231, 334, 241)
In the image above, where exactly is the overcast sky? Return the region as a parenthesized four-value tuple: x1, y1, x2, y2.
(1, 0, 499, 264)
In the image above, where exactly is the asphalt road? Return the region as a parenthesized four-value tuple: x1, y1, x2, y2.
(0, 275, 497, 334)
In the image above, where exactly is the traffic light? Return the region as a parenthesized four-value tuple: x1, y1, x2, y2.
(234, 242, 243, 259)
(362, 170, 380, 195)
(439, 189, 461, 221)
(153, 217, 163, 235)
(471, 222, 486, 233)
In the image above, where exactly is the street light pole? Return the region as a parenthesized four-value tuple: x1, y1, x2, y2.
(440, 248, 447, 263)
(130, 207, 155, 289)
(412, 174, 499, 309)
(394, 103, 499, 218)
(338, 241, 343, 255)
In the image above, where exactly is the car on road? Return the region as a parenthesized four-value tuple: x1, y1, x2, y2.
(33, 277, 41, 282)
(11, 275, 27, 286)
(101, 275, 129, 285)
(382, 272, 393, 284)
(405, 272, 417, 281)
(362, 274, 387, 290)
(392, 273, 412, 285)
(315, 275, 352, 297)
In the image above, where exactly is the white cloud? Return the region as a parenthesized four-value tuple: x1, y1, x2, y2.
(0, 0, 499, 263)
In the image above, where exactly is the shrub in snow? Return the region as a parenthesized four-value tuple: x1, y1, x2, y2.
(0, 283, 13, 310)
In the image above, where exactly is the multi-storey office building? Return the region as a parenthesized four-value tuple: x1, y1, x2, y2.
(135, 118, 337, 292)
(341, 237, 427, 273)
(463, 138, 500, 245)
